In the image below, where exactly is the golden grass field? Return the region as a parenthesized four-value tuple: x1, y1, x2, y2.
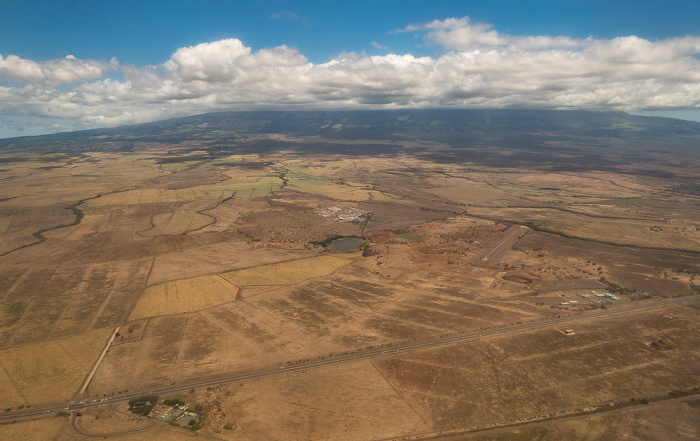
(171, 303, 699, 441)
(129, 275, 240, 321)
(220, 254, 354, 286)
(0, 327, 112, 407)
(0, 418, 67, 441)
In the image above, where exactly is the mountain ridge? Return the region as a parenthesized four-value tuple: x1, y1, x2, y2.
(2, 109, 700, 154)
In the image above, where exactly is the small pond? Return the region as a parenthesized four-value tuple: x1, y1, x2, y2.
(329, 237, 365, 252)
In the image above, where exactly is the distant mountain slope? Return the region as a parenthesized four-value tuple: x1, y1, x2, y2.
(1, 109, 699, 157)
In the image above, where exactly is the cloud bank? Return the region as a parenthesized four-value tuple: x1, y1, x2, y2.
(2, 16, 700, 136)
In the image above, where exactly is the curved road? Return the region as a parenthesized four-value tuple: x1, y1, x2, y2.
(1, 294, 697, 423)
(71, 411, 155, 438)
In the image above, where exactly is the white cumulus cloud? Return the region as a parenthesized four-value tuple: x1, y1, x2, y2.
(0, 54, 116, 85)
(400, 16, 508, 50)
(0, 54, 45, 82)
(2, 17, 700, 138)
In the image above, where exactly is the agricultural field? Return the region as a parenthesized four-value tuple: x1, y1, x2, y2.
(0, 328, 112, 408)
(465, 399, 700, 441)
(0, 110, 698, 439)
(220, 254, 355, 286)
(129, 275, 240, 321)
(465, 205, 700, 251)
(169, 301, 700, 441)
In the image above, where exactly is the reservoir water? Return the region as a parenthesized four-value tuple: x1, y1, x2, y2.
(329, 237, 364, 252)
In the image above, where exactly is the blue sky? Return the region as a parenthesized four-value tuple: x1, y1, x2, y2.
(1, 0, 700, 138)
(4, 1, 700, 64)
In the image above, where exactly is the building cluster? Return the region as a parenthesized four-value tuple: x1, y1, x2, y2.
(312, 206, 367, 222)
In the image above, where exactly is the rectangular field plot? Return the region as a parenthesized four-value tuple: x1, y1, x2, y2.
(0, 359, 26, 409)
(128, 275, 240, 321)
(9, 298, 67, 346)
(220, 255, 352, 286)
(89, 258, 152, 329)
(0, 327, 112, 407)
(286, 174, 375, 201)
(50, 291, 110, 337)
(0, 301, 26, 347)
(0, 267, 26, 303)
(369, 305, 700, 431)
(0, 206, 76, 255)
(147, 242, 314, 285)
(220, 174, 284, 200)
(0, 212, 12, 240)
(1, 268, 56, 304)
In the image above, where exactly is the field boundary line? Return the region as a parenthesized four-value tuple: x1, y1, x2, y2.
(54, 339, 88, 371)
(0, 355, 29, 403)
(143, 256, 157, 286)
(170, 314, 190, 378)
(142, 252, 320, 288)
(370, 359, 433, 431)
(195, 311, 238, 337)
(88, 288, 119, 330)
(375, 391, 700, 441)
(76, 326, 120, 401)
(46, 298, 71, 340)
(4, 298, 38, 348)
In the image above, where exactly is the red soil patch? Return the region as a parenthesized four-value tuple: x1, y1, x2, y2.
(366, 231, 397, 244)
(502, 271, 541, 284)
(417, 245, 463, 254)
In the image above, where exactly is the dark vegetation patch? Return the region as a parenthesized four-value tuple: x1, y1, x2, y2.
(150, 170, 229, 189)
(310, 235, 362, 249)
(155, 153, 211, 164)
(37, 153, 86, 162)
(669, 183, 700, 196)
(291, 142, 403, 156)
(162, 394, 184, 406)
(0, 156, 32, 163)
(128, 395, 159, 415)
(215, 161, 271, 169)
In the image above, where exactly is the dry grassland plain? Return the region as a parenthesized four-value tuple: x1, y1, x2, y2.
(0, 119, 699, 440)
(0, 328, 112, 408)
(163, 302, 700, 441)
(463, 398, 699, 441)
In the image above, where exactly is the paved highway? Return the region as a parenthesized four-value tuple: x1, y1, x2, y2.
(1, 294, 696, 423)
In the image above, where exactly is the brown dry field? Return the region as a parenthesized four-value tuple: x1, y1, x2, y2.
(9, 303, 694, 440)
(0, 142, 698, 439)
(437, 396, 700, 441)
(184, 303, 699, 440)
